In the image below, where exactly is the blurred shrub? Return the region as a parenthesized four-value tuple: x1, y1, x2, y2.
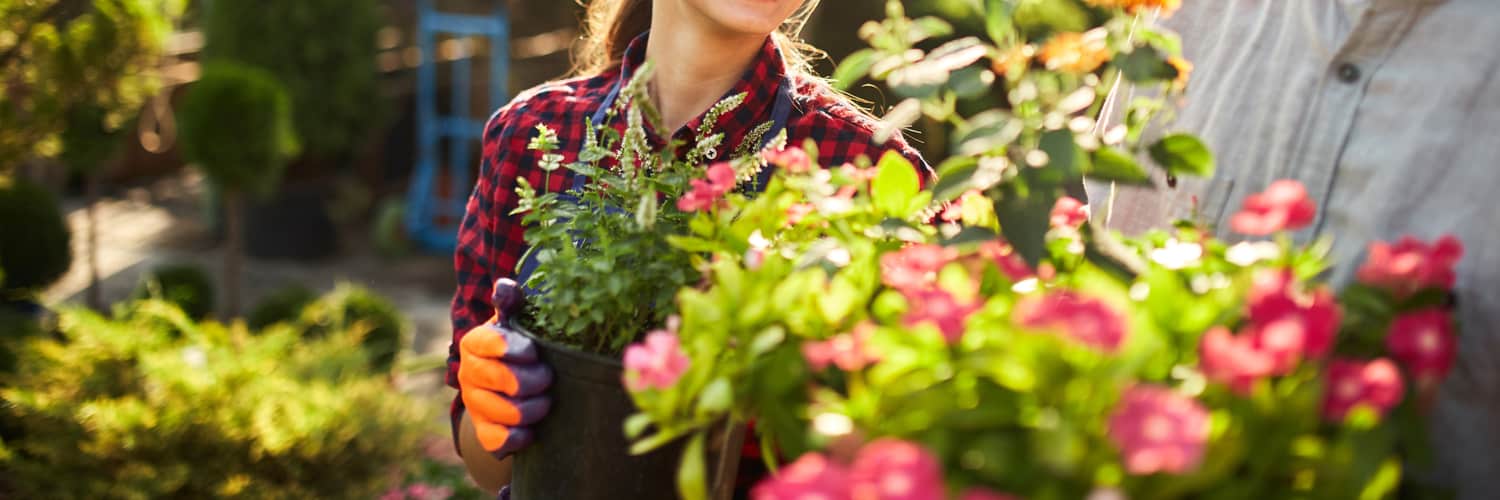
(0, 176, 72, 296)
(0, 300, 423, 499)
(177, 62, 298, 195)
(298, 284, 407, 374)
(202, 0, 383, 159)
(132, 264, 216, 319)
(247, 284, 318, 330)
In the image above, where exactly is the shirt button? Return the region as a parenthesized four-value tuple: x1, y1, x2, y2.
(1335, 63, 1362, 83)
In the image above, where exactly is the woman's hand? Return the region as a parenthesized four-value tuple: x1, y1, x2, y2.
(456, 279, 553, 485)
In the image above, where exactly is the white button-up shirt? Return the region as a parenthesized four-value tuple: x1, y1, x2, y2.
(1088, 1, 1500, 495)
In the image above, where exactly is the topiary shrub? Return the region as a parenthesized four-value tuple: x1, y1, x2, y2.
(298, 284, 407, 374)
(247, 284, 318, 331)
(177, 61, 298, 317)
(0, 300, 424, 499)
(201, 0, 383, 159)
(131, 264, 216, 319)
(0, 176, 72, 298)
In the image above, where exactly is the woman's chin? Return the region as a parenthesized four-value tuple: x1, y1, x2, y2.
(693, 0, 803, 37)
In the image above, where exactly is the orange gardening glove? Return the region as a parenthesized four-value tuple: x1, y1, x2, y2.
(458, 278, 553, 459)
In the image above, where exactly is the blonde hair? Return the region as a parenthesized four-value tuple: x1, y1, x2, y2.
(573, 0, 826, 77)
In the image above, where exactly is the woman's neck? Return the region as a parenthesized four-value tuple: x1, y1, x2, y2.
(645, 4, 768, 134)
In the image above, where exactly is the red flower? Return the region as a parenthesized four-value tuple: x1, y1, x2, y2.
(1355, 235, 1464, 298)
(763, 146, 814, 174)
(1245, 269, 1341, 371)
(1386, 308, 1457, 385)
(1198, 327, 1276, 396)
(1014, 291, 1129, 353)
(902, 287, 980, 344)
(881, 244, 958, 292)
(978, 239, 1034, 282)
(803, 323, 880, 372)
(1322, 358, 1405, 422)
(959, 489, 1022, 500)
(1050, 196, 1089, 229)
(752, 453, 851, 500)
(849, 439, 946, 500)
(1107, 385, 1211, 475)
(1228, 180, 1317, 235)
(677, 162, 738, 212)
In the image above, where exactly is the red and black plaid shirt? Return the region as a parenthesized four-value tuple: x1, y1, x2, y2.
(448, 34, 926, 427)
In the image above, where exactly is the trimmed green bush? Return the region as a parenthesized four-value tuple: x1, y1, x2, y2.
(0, 176, 72, 297)
(177, 62, 298, 196)
(247, 284, 318, 330)
(299, 284, 407, 374)
(132, 264, 216, 319)
(202, 0, 383, 159)
(0, 300, 423, 499)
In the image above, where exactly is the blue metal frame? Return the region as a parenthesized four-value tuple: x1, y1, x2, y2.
(406, 0, 510, 252)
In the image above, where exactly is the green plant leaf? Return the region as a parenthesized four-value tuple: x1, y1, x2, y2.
(1116, 45, 1179, 83)
(677, 432, 709, 500)
(832, 49, 879, 91)
(697, 377, 734, 415)
(1087, 146, 1150, 184)
(984, 0, 1014, 43)
(872, 151, 922, 218)
(1038, 129, 1088, 179)
(932, 156, 980, 203)
(624, 413, 653, 439)
(1148, 133, 1215, 177)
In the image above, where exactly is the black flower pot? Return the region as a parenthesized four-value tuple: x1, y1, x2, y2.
(509, 328, 686, 500)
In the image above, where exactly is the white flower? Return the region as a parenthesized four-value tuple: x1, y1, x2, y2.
(747, 229, 771, 250)
(1150, 239, 1203, 270)
(1225, 241, 1282, 267)
(813, 412, 854, 437)
(826, 247, 852, 267)
(181, 346, 207, 368)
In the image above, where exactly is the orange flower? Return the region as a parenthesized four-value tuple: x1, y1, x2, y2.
(1086, 0, 1182, 18)
(1168, 56, 1193, 91)
(990, 44, 1035, 81)
(1038, 29, 1111, 74)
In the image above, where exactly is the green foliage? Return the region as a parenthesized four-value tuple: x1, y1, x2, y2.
(60, 103, 126, 174)
(0, 0, 185, 169)
(0, 300, 423, 499)
(201, 0, 384, 158)
(246, 284, 318, 330)
(177, 62, 299, 195)
(131, 263, 216, 319)
(0, 176, 73, 296)
(297, 284, 407, 374)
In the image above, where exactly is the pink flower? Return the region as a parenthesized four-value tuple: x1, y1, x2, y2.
(1050, 196, 1089, 229)
(1198, 326, 1276, 395)
(380, 488, 406, 500)
(677, 162, 738, 212)
(1013, 291, 1129, 353)
(1228, 180, 1317, 235)
(1107, 385, 1211, 475)
(1323, 358, 1405, 422)
(623, 329, 691, 391)
(849, 439, 946, 500)
(1355, 235, 1464, 298)
(405, 483, 452, 500)
(752, 452, 851, 500)
(763, 147, 814, 174)
(841, 162, 879, 183)
(959, 489, 1022, 500)
(902, 287, 980, 344)
(803, 323, 880, 372)
(1245, 269, 1341, 371)
(1386, 309, 1457, 385)
(881, 244, 958, 292)
(978, 239, 1034, 282)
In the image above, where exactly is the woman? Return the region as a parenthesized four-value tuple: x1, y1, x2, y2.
(449, 0, 927, 494)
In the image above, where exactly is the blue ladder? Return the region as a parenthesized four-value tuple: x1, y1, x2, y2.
(406, 0, 510, 252)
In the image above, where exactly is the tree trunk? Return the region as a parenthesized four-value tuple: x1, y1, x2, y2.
(85, 171, 102, 310)
(223, 189, 243, 318)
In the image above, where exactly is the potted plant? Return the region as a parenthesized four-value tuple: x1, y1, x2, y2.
(176, 62, 299, 317)
(199, 0, 384, 260)
(503, 64, 774, 500)
(622, 2, 1461, 498)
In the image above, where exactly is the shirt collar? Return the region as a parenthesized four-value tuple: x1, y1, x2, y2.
(615, 32, 790, 148)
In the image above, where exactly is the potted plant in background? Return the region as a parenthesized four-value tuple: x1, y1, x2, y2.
(622, 2, 1461, 498)
(200, 0, 384, 260)
(501, 65, 771, 500)
(176, 62, 299, 317)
